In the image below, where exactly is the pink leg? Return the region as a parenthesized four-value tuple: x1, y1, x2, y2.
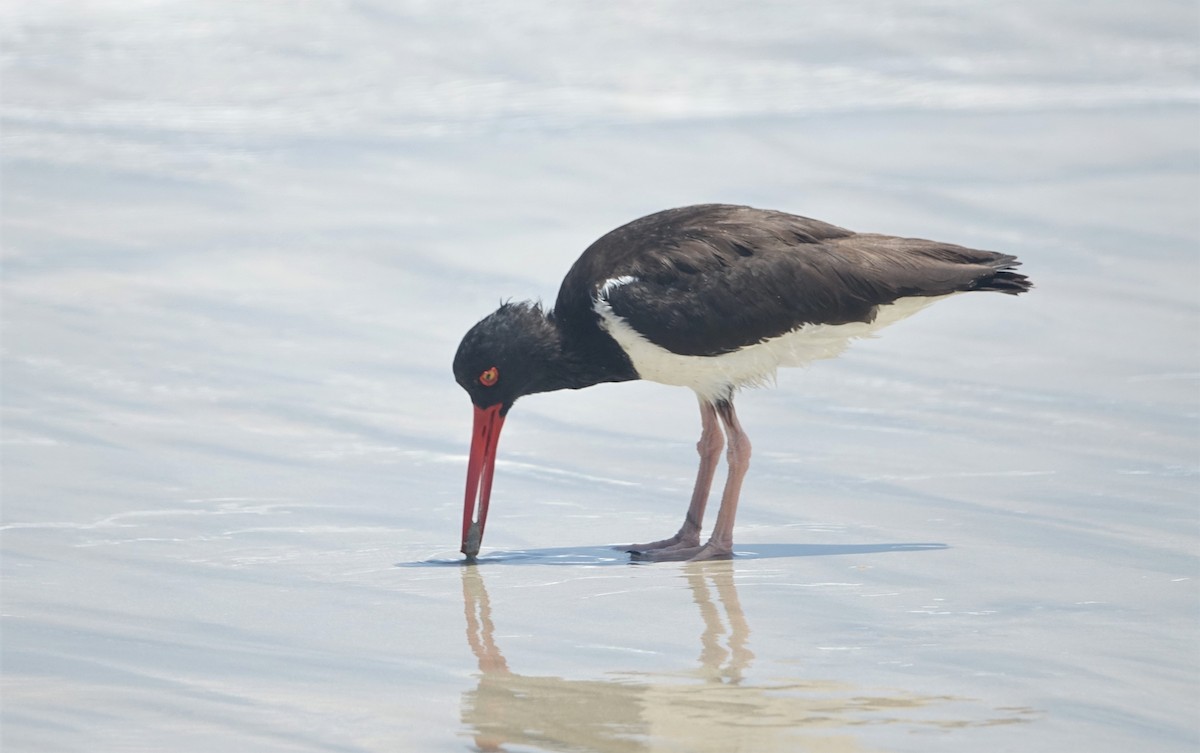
(690, 400, 750, 560)
(633, 399, 750, 562)
(622, 399, 723, 553)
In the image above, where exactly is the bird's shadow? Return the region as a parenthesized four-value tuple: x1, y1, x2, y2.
(397, 542, 948, 568)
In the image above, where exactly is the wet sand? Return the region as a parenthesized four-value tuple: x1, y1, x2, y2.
(3, 2, 1197, 751)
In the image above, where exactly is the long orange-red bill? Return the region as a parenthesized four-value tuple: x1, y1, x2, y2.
(462, 403, 505, 558)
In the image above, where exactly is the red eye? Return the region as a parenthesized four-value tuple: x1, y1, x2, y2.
(479, 367, 499, 387)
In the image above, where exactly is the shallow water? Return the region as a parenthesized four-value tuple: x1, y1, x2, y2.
(3, 1, 1198, 751)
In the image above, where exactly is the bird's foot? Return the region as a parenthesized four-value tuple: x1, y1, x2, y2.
(629, 541, 733, 562)
(614, 532, 700, 553)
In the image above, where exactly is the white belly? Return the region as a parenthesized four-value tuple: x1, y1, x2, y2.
(594, 294, 950, 403)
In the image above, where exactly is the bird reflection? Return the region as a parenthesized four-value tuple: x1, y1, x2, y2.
(684, 563, 753, 686)
(460, 564, 1033, 752)
(461, 566, 644, 752)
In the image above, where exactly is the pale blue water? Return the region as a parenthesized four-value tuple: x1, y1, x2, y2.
(3, 2, 1198, 751)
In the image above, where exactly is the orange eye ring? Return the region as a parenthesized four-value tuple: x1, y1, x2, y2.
(478, 367, 499, 387)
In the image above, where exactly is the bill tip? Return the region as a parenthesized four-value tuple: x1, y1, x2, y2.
(462, 520, 482, 558)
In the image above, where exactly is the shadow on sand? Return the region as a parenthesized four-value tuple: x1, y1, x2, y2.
(398, 541, 948, 567)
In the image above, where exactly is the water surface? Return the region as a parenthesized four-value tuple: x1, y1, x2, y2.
(2, 2, 1197, 751)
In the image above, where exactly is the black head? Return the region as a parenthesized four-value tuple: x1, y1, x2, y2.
(453, 301, 562, 415)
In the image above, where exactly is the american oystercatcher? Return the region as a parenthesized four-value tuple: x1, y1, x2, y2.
(453, 204, 1031, 561)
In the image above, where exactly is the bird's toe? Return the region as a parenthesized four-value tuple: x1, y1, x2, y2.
(617, 532, 700, 553)
(686, 542, 734, 562)
(629, 544, 706, 562)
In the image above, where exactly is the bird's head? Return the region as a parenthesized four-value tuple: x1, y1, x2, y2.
(452, 301, 560, 559)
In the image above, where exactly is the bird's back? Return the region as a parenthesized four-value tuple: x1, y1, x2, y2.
(555, 204, 1030, 358)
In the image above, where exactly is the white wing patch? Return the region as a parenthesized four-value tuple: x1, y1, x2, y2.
(598, 275, 638, 300)
(594, 293, 952, 403)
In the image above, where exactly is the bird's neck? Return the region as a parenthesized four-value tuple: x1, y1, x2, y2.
(535, 310, 638, 394)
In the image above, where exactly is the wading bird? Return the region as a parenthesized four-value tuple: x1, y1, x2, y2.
(453, 204, 1030, 561)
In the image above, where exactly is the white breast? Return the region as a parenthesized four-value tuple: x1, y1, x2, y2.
(594, 293, 950, 403)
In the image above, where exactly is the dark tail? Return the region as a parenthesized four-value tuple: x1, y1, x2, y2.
(976, 255, 1032, 295)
